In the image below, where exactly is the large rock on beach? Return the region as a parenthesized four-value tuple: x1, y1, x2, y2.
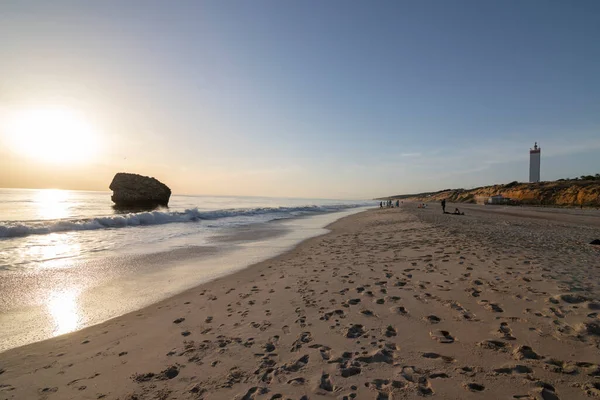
(109, 172, 171, 207)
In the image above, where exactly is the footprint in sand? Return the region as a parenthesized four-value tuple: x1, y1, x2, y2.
(498, 322, 516, 340)
(290, 332, 313, 352)
(478, 339, 509, 352)
(264, 336, 279, 352)
(424, 315, 441, 324)
(429, 372, 449, 379)
(459, 366, 478, 378)
(321, 309, 345, 321)
(390, 306, 408, 315)
(384, 325, 397, 337)
(366, 379, 405, 399)
(287, 377, 306, 385)
(239, 386, 269, 400)
(282, 354, 309, 372)
(346, 298, 361, 306)
(430, 330, 454, 343)
(463, 382, 485, 392)
(344, 324, 366, 339)
(494, 364, 532, 374)
(513, 345, 542, 360)
(319, 347, 331, 360)
(356, 348, 397, 364)
(530, 383, 560, 400)
(544, 359, 578, 374)
(422, 353, 455, 363)
(319, 373, 334, 392)
(399, 366, 424, 383)
(583, 382, 600, 397)
(479, 300, 504, 313)
(340, 365, 361, 378)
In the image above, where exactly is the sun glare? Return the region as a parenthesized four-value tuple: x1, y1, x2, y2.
(5, 107, 100, 164)
(47, 288, 81, 336)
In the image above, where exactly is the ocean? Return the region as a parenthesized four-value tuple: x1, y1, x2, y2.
(0, 188, 371, 351)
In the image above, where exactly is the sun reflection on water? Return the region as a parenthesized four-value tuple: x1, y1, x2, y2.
(34, 189, 71, 220)
(21, 233, 82, 267)
(47, 289, 81, 336)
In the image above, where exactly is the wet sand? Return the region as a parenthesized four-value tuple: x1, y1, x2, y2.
(0, 208, 366, 353)
(1, 206, 600, 399)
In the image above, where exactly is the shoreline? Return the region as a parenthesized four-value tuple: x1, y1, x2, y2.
(1, 206, 599, 399)
(0, 209, 367, 355)
(0, 206, 371, 353)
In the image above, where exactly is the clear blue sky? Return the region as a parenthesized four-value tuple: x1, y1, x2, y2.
(1, 0, 599, 198)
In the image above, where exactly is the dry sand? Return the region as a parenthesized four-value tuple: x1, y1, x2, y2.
(1, 205, 600, 399)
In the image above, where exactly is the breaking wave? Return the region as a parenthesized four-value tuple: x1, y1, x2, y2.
(0, 204, 364, 239)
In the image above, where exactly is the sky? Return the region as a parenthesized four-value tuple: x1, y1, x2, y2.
(0, 0, 599, 199)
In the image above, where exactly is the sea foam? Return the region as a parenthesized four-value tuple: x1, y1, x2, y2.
(0, 204, 360, 238)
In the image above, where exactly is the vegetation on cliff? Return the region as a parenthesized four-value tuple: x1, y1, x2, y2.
(386, 175, 600, 207)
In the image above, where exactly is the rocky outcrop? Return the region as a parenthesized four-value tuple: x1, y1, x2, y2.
(109, 173, 171, 207)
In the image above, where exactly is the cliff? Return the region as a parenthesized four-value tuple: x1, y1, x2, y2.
(390, 179, 600, 207)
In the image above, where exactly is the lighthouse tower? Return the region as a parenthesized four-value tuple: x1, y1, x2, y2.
(529, 142, 541, 183)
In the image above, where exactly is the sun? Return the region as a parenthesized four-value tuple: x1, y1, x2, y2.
(4, 107, 100, 164)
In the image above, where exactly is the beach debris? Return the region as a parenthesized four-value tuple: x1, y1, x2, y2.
(590, 239, 600, 245)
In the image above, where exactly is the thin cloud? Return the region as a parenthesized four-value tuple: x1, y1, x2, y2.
(400, 152, 422, 157)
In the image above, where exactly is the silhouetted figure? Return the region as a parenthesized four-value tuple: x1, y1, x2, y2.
(453, 208, 464, 215)
(441, 199, 446, 213)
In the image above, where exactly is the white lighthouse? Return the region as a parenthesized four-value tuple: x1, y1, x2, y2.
(529, 142, 541, 183)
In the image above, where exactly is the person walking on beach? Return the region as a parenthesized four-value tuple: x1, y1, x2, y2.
(441, 199, 446, 213)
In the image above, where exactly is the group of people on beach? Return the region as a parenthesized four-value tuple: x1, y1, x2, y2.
(380, 198, 463, 215)
(380, 199, 400, 208)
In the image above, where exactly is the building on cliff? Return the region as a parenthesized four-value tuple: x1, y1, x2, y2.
(529, 142, 541, 183)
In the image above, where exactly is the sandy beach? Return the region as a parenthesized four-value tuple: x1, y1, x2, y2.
(1, 205, 600, 399)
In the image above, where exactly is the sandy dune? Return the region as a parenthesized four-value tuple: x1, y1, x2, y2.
(1, 206, 600, 399)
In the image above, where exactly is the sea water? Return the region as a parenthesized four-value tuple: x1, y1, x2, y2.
(0, 188, 371, 351)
